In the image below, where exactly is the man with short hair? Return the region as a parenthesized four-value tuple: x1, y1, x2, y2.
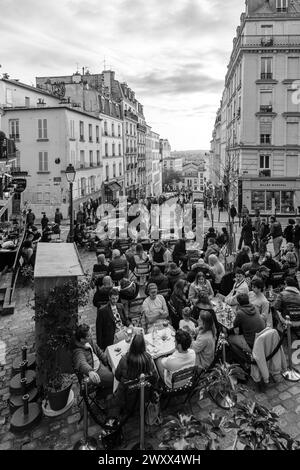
(228, 293, 265, 352)
(241, 253, 261, 277)
(73, 323, 113, 392)
(96, 288, 130, 350)
(156, 329, 196, 388)
(225, 268, 249, 307)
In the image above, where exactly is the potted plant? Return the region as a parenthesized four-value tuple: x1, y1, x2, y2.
(158, 412, 227, 450)
(33, 274, 92, 411)
(205, 362, 247, 410)
(226, 400, 300, 450)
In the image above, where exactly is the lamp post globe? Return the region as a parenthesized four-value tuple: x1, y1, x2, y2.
(65, 164, 76, 243)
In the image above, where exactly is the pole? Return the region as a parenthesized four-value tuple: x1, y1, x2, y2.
(69, 181, 74, 243)
(140, 374, 145, 451)
(282, 316, 300, 382)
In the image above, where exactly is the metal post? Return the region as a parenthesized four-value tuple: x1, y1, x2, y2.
(69, 181, 74, 243)
(282, 316, 300, 382)
(22, 346, 27, 362)
(23, 395, 29, 416)
(73, 378, 98, 450)
(21, 378, 27, 395)
(140, 374, 145, 451)
(20, 360, 28, 380)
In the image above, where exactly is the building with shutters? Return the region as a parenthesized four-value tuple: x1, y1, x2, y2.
(211, 0, 300, 216)
(1, 106, 103, 218)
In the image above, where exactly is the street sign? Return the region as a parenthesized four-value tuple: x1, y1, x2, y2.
(12, 178, 27, 193)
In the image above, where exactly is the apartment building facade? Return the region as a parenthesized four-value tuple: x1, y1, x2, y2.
(1, 106, 103, 217)
(211, 0, 300, 215)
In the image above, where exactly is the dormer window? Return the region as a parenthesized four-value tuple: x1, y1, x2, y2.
(276, 0, 288, 12)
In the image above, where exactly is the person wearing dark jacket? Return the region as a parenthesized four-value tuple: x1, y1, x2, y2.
(93, 276, 114, 308)
(230, 205, 237, 222)
(166, 263, 186, 291)
(96, 289, 130, 350)
(228, 293, 265, 352)
(274, 277, 300, 322)
(259, 219, 270, 255)
(169, 279, 190, 329)
(54, 208, 63, 226)
(269, 216, 283, 259)
(241, 253, 261, 277)
(239, 218, 254, 251)
(234, 246, 251, 269)
(172, 239, 187, 271)
(73, 324, 113, 392)
(283, 219, 295, 244)
(203, 228, 217, 252)
(41, 213, 49, 231)
(146, 266, 169, 293)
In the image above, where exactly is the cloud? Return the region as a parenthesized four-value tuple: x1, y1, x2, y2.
(0, 0, 245, 149)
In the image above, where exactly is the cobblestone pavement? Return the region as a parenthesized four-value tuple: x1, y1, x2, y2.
(0, 221, 300, 450)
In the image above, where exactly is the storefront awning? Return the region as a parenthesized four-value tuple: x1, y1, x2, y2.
(106, 182, 121, 192)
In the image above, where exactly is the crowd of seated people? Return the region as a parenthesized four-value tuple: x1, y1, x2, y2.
(71, 219, 300, 418)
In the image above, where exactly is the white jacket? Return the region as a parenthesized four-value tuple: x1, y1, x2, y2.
(251, 327, 287, 384)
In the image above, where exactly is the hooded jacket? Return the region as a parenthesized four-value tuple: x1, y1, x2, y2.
(274, 286, 300, 319)
(233, 304, 265, 349)
(167, 267, 186, 290)
(250, 327, 287, 384)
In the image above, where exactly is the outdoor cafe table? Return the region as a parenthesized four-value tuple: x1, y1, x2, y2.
(106, 326, 175, 391)
(211, 298, 236, 331)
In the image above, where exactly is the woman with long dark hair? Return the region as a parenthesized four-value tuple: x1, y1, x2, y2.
(169, 279, 190, 329)
(112, 334, 158, 414)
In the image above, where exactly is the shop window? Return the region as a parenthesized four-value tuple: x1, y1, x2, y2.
(251, 191, 265, 211)
(281, 191, 295, 213)
(266, 191, 280, 212)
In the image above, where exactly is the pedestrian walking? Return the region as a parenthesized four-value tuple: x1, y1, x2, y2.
(269, 216, 283, 260)
(230, 204, 237, 223)
(41, 212, 49, 231)
(54, 208, 63, 226)
(26, 209, 35, 228)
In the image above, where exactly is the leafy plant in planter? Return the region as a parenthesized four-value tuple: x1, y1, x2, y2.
(225, 401, 300, 450)
(158, 412, 227, 450)
(20, 264, 34, 286)
(33, 274, 92, 408)
(204, 362, 247, 409)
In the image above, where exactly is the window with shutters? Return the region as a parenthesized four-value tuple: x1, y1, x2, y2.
(105, 143, 108, 157)
(287, 122, 299, 145)
(259, 155, 271, 177)
(276, 0, 288, 12)
(89, 124, 93, 142)
(96, 150, 100, 166)
(113, 163, 116, 178)
(112, 123, 115, 137)
(260, 91, 272, 112)
(89, 150, 93, 167)
(287, 57, 300, 79)
(119, 143, 121, 156)
(106, 165, 109, 180)
(119, 162, 122, 176)
(79, 121, 84, 141)
(260, 118, 272, 144)
(287, 89, 298, 112)
(38, 119, 48, 139)
(44, 192, 50, 203)
(71, 150, 76, 166)
(38, 152, 48, 172)
(261, 57, 273, 79)
(118, 125, 121, 137)
(70, 120, 75, 139)
(80, 150, 85, 168)
(9, 119, 20, 139)
(112, 143, 115, 156)
(81, 178, 86, 196)
(96, 125, 99, 142)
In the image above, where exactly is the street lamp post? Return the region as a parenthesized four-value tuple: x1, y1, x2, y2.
(65, 164, 76, 243)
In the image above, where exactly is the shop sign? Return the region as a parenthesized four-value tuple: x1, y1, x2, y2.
(12, 178, 26, 193)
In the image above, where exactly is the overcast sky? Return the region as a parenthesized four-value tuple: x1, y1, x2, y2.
(0, 0, 244, 150)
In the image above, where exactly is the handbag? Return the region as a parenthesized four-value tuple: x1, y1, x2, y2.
(145, 392, 162, 426)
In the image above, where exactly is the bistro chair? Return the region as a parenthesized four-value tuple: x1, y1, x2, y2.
(159, 365, 200, 410)
(128, 297, 144, 321)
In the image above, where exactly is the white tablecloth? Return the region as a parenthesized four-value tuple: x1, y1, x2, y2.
(106, 327, 175, 391)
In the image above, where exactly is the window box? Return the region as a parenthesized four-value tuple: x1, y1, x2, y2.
(37, 139, 49, 142)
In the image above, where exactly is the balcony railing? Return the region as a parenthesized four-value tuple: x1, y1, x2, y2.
(261, 37, 274, 47)
(240, 35, 300, 48)
(260, 105, 273, 113)
(260, 73, 273, 80)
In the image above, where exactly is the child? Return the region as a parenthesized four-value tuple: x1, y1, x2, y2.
(179, 307, 197, 337)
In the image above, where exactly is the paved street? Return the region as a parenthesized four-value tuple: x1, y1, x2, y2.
(0, 220, 300, 450)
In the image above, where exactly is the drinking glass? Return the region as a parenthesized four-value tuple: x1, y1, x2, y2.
(125, 327, 133, 343)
